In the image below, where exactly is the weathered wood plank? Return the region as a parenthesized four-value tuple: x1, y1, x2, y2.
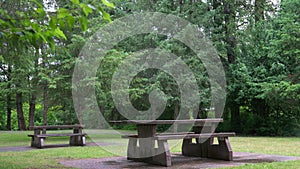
(28, 133, 86, 138)
(122, 132, 235, 140)
(156, 132, 195, 135)
(122, 132, 195, 138)
(110, 119, 223, 125)
(155, 132, 235, 140)
(29, 125, 84, 130)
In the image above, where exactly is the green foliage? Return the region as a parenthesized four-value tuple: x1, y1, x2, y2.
(102, 0, 115, 8)
(0, 0, 299, 137)
(219, 0, 300, 136)
(0, 0, 112, 52)
(270, 0, 300, 83)
(260, 82, 300, 136)
(0, 0, 113, 130)
(94, 31, 211, 121)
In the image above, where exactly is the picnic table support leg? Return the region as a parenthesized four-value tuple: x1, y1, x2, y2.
(127, 138, 171, 167)
(127, 124, 155, 161)
(30, 129, 44, 148)
(70, 127, 85, 146)
(69, 136, 75, 146)
(30, 136, 44, 148)
(182, 137, 233, 161)
(182, 136, 232, 161)
(127, 137, 139, 160)
(182, 138, 210, 157)
(152, 140, 171, 166)
(200, 138, 210, 158)
(207, 137, 233, 161)
(127, 124, 172, 167)
(137, 124, 155, 159)
(70, 135, 86, 146)
(30, 136, 35, 147)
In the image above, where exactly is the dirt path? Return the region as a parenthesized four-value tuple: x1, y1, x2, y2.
(60, 152, 300, 169)
(1, 144, 299, 168)
(0, 142, 112, 152)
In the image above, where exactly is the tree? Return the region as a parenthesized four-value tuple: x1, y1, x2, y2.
(0, 0, 114, 130)
(255, 0, 266, 22)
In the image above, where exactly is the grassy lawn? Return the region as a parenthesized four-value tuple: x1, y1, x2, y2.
(223, 137, 300, 169)
(0, 131, 299, 168)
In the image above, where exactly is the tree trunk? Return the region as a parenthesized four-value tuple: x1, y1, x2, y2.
(173, 101, 179, 132)
(255, 0, 265, 22)
(43, 82, 48, 134)
(178, 0, 183, 13)
(16, 92, 26, 130)
(230, 103, 241, 133)
(99, 106, 105, 127)
(224, 1, 240, 132)
(29, 51, 39, 128)
(6, 65, 12, 130)
(29, 94, 36, 127)
(212, 0, 223, 37)
(77, 101, 83, 125)
(224, 2, 237, 64)
(229, 101, 240, 129)
(6, 94, 12, 130)
(251, 98, 268, 117)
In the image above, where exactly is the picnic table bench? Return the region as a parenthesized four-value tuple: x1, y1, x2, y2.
(110, 119, 235, 167)
(28, 125, 86, 148)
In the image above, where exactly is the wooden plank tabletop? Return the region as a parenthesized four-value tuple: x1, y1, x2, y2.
(29, 124, 84, 130)
(109, 118, 223, 125)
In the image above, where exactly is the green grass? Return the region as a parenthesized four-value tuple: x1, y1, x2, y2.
(230, 137, 300, 157)
(222, 160, 300, 169)
(169, 137, 300, 157)
(0, 131, 32, 147)
(0, 146, 114, 169)
(0, 131, 299, 168)
(0, 130, 132, 147)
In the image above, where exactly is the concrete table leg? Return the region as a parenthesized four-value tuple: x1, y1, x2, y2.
(126, 124, 171, 166)
(208, 137, 233, 161)
(31, 136, 44, 148)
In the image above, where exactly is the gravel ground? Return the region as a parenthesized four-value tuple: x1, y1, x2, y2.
(60, 152, 300, 169)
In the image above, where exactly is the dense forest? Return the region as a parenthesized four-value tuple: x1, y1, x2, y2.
(0, 0, 299, 136)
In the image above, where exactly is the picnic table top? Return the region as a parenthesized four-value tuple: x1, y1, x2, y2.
(110, 118, 223, 125)
(29, 124, 84, 130)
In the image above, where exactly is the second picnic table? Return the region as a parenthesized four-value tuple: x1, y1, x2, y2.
(28, 125, 86, 148)
(110, 118, 235, 167)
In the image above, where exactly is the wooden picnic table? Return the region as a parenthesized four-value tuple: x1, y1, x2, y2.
(28, 125, 86, 148)
(110, 119, 235, 167)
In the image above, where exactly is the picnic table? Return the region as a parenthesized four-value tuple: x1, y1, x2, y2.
(28, 125, 86, 148)
(110, 119, 235, 167)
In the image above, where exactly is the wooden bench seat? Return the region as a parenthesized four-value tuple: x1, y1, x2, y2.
(122, 132, 234, 140)
(28, 133, 86, 138)
(155, 132, 235, 140)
